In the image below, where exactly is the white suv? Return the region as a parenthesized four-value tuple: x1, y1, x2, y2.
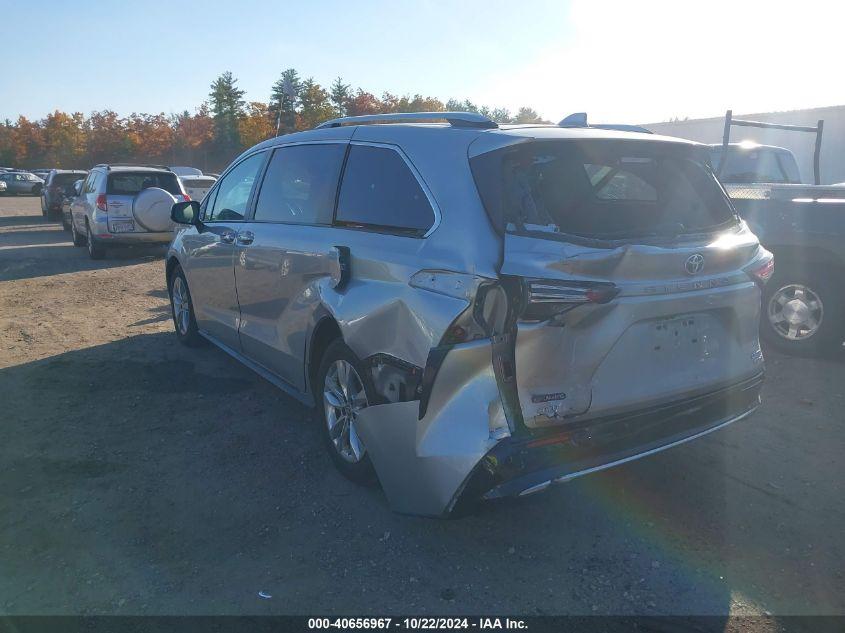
(70, 164, 188, 259)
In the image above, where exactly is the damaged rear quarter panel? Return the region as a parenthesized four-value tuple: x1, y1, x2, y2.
(355, 338, 503, 517)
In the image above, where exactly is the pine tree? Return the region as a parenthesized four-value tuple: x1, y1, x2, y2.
(209, 71, 245, 158)
(329, 77, 351, 117)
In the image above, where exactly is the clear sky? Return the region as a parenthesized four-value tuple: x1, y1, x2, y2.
(2, 0, 842, 124)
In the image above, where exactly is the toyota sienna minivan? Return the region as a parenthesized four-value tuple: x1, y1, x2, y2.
(166, 111, 771, 516)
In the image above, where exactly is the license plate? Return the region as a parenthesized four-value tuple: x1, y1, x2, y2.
(111, 221, 135, 233)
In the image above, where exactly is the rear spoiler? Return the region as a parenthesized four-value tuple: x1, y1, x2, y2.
(719, 109, 824, 185)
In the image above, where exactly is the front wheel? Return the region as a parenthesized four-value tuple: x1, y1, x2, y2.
(315, 339, 378, 485)
(168, 266, 203, 346)
(761, 270, 844, 356)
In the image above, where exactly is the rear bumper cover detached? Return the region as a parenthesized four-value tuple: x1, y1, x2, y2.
(465, 372, 763, 503)
(356, 349, 763, 517)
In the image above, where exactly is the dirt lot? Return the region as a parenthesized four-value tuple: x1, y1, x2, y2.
(1, 196, 843, 618)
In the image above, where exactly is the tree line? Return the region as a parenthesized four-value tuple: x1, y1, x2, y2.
(0, 69, 545, 173)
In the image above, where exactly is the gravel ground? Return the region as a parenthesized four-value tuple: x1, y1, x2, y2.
(1, 196, 843, 620)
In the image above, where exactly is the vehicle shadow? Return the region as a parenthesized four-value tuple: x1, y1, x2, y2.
(0, 241, 167, 282)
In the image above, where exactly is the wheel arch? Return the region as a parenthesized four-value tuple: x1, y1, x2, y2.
(767, 244, 845, 280)
(306, 315, 343, 397)
(165, 255, 182, 289)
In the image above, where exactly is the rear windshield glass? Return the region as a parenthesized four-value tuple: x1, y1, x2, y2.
(471, 140, 737, 241)
(182, 178, 216, 188)
(709, 147, 801, 184)
(53, 173, 86, 186)
(107, 172, 181, 196)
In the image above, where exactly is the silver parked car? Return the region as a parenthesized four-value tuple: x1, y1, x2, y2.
(69, 164, 188, 259)
(166, 112, 771, 517)
(0, 171, 44, 195)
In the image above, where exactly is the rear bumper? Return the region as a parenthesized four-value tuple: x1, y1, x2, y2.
(91, 230, 173, 246)
(462, 371, 764, 502)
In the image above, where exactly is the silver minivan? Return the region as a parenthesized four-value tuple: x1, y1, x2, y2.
(166, 112, 771, 516)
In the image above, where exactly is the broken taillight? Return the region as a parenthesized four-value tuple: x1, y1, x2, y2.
(745, 256, 774, 287)
(522, 278, 619, 321)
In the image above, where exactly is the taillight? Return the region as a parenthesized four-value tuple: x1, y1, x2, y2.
(522, 278, 619, 321)
(746, 256, 774, 286)
(96, 194, 108, 212)
(181, 194, 191, 202)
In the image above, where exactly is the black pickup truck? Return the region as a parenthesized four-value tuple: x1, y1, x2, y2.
(713, 111, 845, 355)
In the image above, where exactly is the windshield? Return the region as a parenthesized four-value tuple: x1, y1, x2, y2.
(710, 147, 801, 184)
(472, 139, 737, 241)
(107, 172, 182, 196)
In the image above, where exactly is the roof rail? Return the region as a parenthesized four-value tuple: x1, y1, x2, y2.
(558, 112, 652, 134)
(316, 111, 498, 130)
(93, 163, 171, 171)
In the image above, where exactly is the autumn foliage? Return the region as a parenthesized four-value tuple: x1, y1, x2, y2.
(0, 69, 545, 172)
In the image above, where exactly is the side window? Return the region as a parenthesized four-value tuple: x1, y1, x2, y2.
(335, 145, 435, 236)
(205, 152, 265, 222)
(84, 172, 98, 193)
(254, 143, 345, 225)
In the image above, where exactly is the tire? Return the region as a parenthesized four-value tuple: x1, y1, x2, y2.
(761, 268, 844, 356)
(40, 197, 48, 217)
(314, 339, 378, 485)
(86, 221, 105, 259)
(70, 216, 86, 246)
(168, 265, 203, 347)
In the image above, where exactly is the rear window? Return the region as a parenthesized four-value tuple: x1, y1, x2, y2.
(107, 172, 182, 196)
(710, 147, 801, 184)
(183, 178, 216, 188)
(471, 140, 737, 241)
(53, 173, 86, 186)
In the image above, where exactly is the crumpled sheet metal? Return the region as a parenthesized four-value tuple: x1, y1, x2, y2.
(354, 339, 503, 516)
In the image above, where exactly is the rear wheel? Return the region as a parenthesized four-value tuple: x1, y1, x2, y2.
(761, 269, 844, 356)
(71, 217, 85, 246)
(86, 221, 105, 259)
(315, 339, 378, 485)
(168, 266, 202, 346)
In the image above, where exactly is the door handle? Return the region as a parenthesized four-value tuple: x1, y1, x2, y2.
(220, 229, 236, 244)
(236, 230, 255, 246)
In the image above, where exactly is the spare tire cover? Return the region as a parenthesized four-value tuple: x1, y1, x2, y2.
(132, 187, 177, 232)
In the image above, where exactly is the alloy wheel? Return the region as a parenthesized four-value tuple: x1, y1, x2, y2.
(171, 276, 191, 336)
(323, 360, 369, 463)
(767, 283, 824, 341)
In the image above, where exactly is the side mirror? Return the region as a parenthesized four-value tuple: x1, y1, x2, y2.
(171, 200, 201, 226)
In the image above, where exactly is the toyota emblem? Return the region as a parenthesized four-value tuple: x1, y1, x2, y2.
(685, 253, 705, 275)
